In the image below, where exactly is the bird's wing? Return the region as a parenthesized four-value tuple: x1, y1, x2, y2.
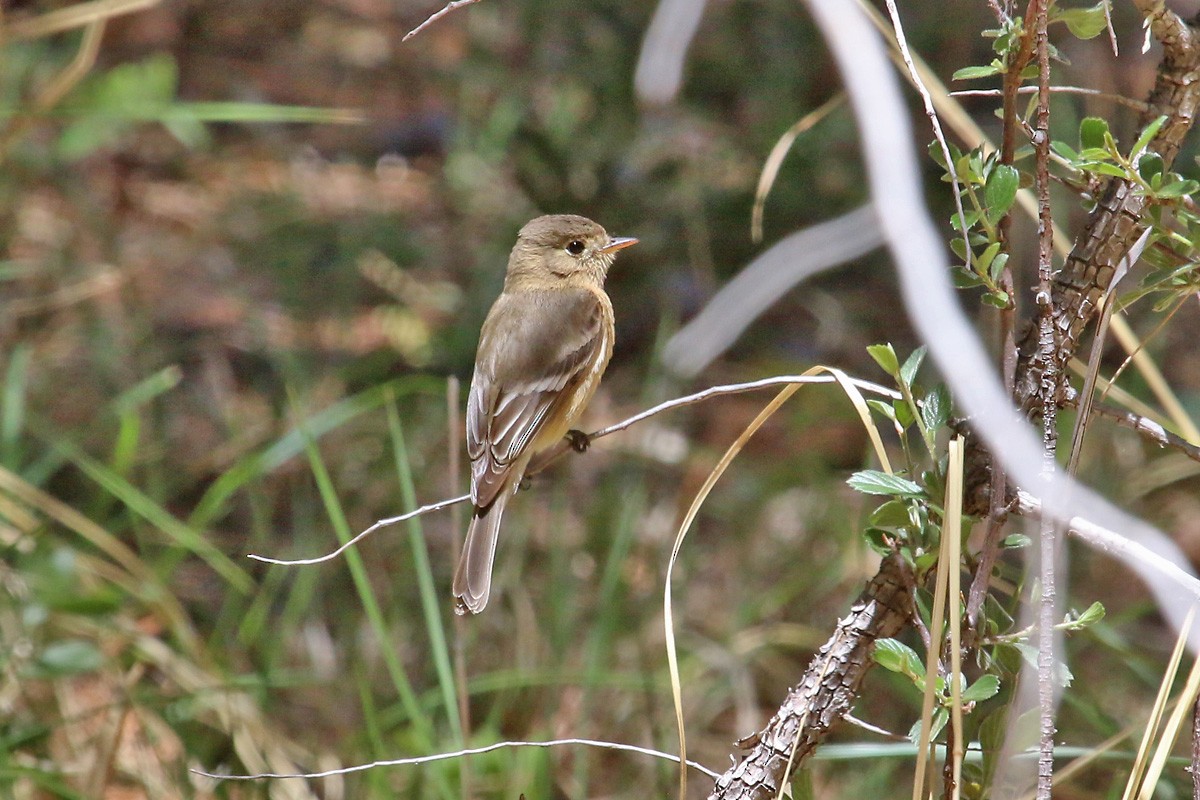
(466, 288, 605, 510)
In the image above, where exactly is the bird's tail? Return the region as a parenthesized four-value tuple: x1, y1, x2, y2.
(452, 492, 510, 615)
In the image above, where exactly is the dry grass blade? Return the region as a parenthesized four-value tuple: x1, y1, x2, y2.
(4, 0, 159, 39)
(1106, 313, 1200, 444)
(662, 363, 895, 799)
(1067, 357, 1170, 428)
(1135, 609, 1200, 800)
(663, 384, 800, 800)
(751, 94, 845, 243)
(1120, 607, 1194, 800)
(946, 437, 965, 800)
(1067, 230, 1151, 477)
(912, 446, 956, 800)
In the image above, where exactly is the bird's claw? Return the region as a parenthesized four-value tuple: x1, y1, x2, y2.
(566, 429, 591, 453)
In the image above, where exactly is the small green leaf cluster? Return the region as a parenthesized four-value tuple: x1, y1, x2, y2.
(950, 14, 1027, 82)
(1054, 115, 1200, 315)
(874, 638, 1001, 743)
(951, 3, 1108, 83)
(929, 143, 1019, 310)
(857, 345, 954, 570)
(1051, 115, 1196, 198)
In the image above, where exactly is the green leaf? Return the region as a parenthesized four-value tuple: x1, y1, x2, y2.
(952, 266, 985, 288)
(962, 674, 1001, 703)
(867, 343, 900, 378)
(874, 638, 925, 682)
(1051, 140, 1079, 161)
(1002, 533, 1032, 548)
(950, 238, 971, 263)
(1068, 600, 1106, 629)
(953, 64, 1002, 81)
(921, 384, 952, 431)
(894, 398, 916, 429)
(35, 640, 103, 676)
(1079, 117, 1110, 152)
(928, 139, 948, 169)
(989, 252, 1010, 283)
(899, 347, 927, 389)
(1011, 642, 1074, 687)
(863, 527, 896, 557)
(985, 165, 1020, 223)
(979, 708, 1009, 783)
(950, 208, 982, 231)
(1131, 115, 1168, 158)
(975, 241, 1000, 276)
(909, 708, 950, 744)
(847, 470, 924, 498)
(867, 399, 899, 425)
(1138, 152, 1165, 183)
(1081, 161, 1130, 179)
(1054, 2, 1110, 39)
(1156, 179, 1199, 198)
(869, 499, 913, 529)
(982, 290, 1011, 309)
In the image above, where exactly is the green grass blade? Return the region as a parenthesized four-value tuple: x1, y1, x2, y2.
(385, 393, 464, 743)
(297, 408, 453, 797)
(188, 376, 442, 530)
(38, 428, 254, 594)
(1, 343, 32, 468)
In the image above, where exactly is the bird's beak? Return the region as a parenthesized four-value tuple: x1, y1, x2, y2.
(599, 236, 638, 254)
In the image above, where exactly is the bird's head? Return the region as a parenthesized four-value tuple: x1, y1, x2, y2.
(506, 214, 637, 287)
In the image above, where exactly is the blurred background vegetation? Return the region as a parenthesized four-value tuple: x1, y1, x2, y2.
(2, 0, 1199, 797)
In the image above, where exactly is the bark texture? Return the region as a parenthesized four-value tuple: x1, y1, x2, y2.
(1014, 2, 1200, 411)
(707, 555, 914, 800)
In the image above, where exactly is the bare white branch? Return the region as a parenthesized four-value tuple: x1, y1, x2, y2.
(194, 737, 720, 781)
(402, 0, 484, 43)
(248, 374, 900, 566)
(662, 206, 884, 377)
(248, 493, 471, 566)
(634, 0, 709, 104)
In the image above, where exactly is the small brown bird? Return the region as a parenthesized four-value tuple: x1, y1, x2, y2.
(453, 214, 637, 615)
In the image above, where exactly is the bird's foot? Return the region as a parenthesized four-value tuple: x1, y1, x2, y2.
(566, 429, 591, 453)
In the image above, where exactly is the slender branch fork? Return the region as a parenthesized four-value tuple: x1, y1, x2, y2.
(950, 86, 1149, 112)
(192, 737, 720, 782)
(249, 374, 900, 566)
(1031, 0, 1060, 796)
(402, 0, 483, 42)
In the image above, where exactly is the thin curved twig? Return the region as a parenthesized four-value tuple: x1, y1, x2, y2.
(950, 86, 1149, 112)
(193, 737, 720, 782)
(249, 493, 472, 566)
(402, 0, 483, 42)
(249, 374, 901, 566)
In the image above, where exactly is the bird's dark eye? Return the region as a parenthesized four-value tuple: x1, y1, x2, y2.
(566, 240, 586, 256)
